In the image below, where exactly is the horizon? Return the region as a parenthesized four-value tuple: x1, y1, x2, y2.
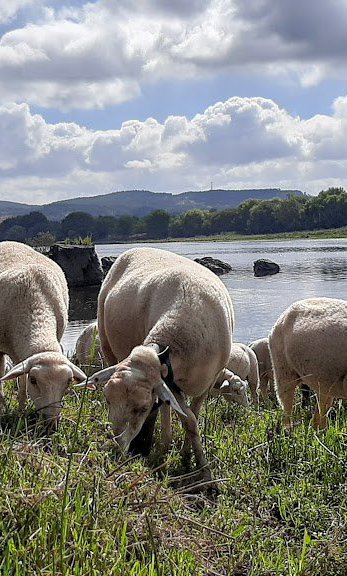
(0, 186, 306, 207)
(1, 1, 347, 203)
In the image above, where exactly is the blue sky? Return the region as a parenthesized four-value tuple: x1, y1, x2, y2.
(0, 0, 347, 203)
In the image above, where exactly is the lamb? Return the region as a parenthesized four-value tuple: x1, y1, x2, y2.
(0, 241, 86, 425)
(212, 342, 258, 404)
(84, 247, 235, 482)
(74, 322, 104, 370)
(249, 337, 275, 401)
(269, 297, 347, 429)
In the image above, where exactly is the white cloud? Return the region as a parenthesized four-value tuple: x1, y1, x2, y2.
(1, 0, 347, 109)
(0, 0, 37, 24)
(0, 95, 347, 202)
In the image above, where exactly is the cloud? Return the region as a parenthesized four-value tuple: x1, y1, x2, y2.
(0, 0, 36, 24)
(1, 0, 347, 109)
(0, 95, 347, 202)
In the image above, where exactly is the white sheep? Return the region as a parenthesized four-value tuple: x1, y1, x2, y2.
(84, 247, 235, 482)
(227, 342, 259, 404)
(74, 322, 104, 370)
(0, 241, 86, 425)
(249, 337, 275, 401)
(269, 297, 347, 429)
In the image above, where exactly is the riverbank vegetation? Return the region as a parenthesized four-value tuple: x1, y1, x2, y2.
(0, 188, 346, 245)
(1, 378, 347, 575)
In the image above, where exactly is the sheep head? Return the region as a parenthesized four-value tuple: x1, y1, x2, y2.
(1, 352, 86, 425)
(219, 372, 249, 407)
(85, 345, 184, 451)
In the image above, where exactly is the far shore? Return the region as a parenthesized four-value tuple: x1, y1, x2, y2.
(95, 226, 347, 246)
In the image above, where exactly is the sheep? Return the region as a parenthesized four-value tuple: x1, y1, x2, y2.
(74, 322, 104, 370)
(269, 297, 347, 429)
(210, 369, 249, 406)
(225, 342, 259, 404)
(84, 247, 235, 482)
(0, 241, 86, 425)
(249, 337, 275, 402)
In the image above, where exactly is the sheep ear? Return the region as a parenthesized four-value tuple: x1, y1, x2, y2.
(157, 346, 170, 363)
(74, 365, 116, 390)
(0, 358, 32, 382)
(66, 360, 87, 383)
(157, 381, 186, 417)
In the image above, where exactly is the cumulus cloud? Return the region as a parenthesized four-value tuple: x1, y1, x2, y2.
(1, 0, 347, 109)
(0, 0, 37, 24)
(0, 95, 347, 202)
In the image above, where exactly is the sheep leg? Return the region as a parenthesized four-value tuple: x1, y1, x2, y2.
(248, 363, 260, 406)
(160, 403, 172, 453)
(17, 375, 28, 411)
(0, 354, 5, 412)
(177, 393, 210, 479)
(301, 384, 311, 408)
(259, 374, 269, 403)
(274, 366, 299, 428)
(313, 394, 333, 430)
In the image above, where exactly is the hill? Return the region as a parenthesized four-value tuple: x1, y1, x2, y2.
(0, 188, 304, 220)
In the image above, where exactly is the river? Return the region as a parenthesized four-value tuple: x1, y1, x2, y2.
(62, 238, 347, 355)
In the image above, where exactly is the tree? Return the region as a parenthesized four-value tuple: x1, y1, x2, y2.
(249, 201, 278, 234)
(60, 212, 96, 239)
(94, 216, 117, 240)
(6, 225, 26, 242)
(145, 210, 170, 239)
(169, 209, 208, 237)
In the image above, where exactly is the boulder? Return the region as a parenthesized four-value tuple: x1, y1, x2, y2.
(47, 244, 104, 287)
(194, 256, 232, 276)
(253, 259, 280, 277)
(101, 256, 117, 276)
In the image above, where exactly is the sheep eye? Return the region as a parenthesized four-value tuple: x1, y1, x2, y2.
(30, 377, 37, 386)
(133, 406, 148, 415)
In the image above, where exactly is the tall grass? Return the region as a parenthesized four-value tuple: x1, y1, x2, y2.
(0, 379, 347, 575)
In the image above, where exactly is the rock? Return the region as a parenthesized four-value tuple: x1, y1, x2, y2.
(253, 259, 280, 277)
(194, 256, 232, 276)
(47, 244, 104, 287)
(101, 256, 117, 276)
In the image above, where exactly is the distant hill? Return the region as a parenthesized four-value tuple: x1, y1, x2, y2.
(0, 188, 304, 220)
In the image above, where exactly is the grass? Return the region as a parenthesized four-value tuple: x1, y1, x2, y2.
(1, 381, 347, 575)
(165, 226, 347, 243)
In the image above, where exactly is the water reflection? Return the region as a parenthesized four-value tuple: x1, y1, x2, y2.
(69, 286, 99, 321)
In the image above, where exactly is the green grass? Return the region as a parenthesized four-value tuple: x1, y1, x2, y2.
(1, 383, 347, 575)
(164, 226, 347, 243)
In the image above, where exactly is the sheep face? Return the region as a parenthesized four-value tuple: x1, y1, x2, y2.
(27, 363, 75, 424)
(219, 377, 249, 407)
(1, 352, 86, 426)
(99, 345, 188, 452)
(104, 347, 162, 451)
(105, 378, 155, 451)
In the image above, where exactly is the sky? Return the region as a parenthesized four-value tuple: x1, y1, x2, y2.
(1, 0, 347, 204)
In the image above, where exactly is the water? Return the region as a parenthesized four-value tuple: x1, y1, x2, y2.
(62, 239, 347, 355)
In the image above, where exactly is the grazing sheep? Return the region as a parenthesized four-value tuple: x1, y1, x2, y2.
(85, 247, 234, 482)
(0, 241, 86, 425)
(74, 322, 104, 370)
(269, 297, 347, 429)
(249, 337, 275, 401)
(225, 342, 259, 404)
(210, 370, 249, 407)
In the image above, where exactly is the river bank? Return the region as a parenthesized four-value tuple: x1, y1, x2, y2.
(94, 226, 347, 245)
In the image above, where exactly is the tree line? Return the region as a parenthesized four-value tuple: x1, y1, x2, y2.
(0, 187, 346, 245)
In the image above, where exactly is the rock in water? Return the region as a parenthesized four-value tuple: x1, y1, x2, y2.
(253, 259, 280, 277)
(194, 256, 232, 276)
(47, 244, 104, 287)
